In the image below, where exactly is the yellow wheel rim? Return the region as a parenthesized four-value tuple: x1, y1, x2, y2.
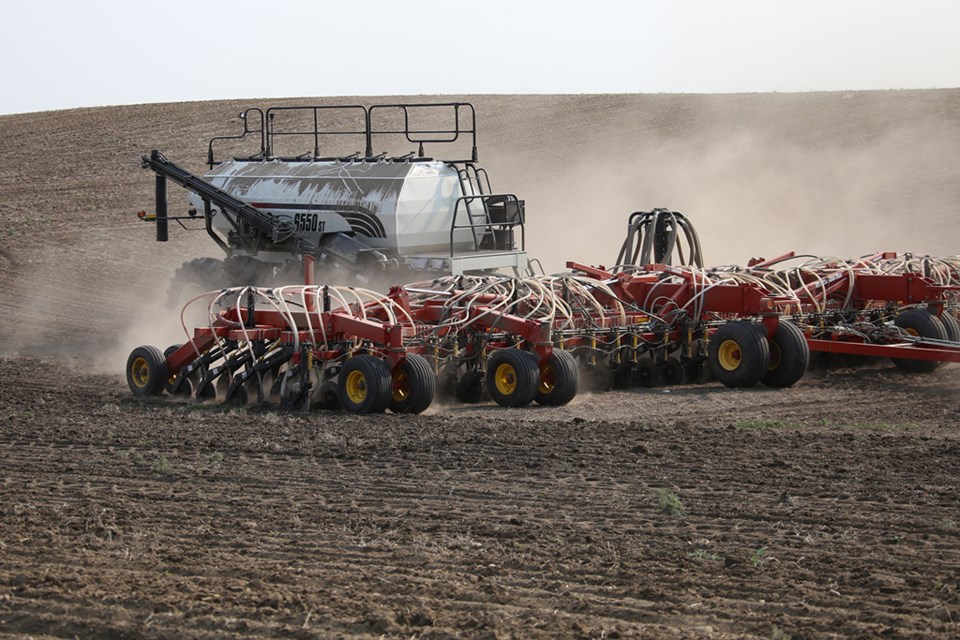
(538, 363, 556, 395)
(130, 357, 150, 388)
(392, 369, 409, 403)
(717, 339, 742, 372)
(904, 328, 920, 337)
(345, 370, 367, 404)
(495, 363, 518, 396)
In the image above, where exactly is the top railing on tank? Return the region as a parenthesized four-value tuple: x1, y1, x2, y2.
(206, 103, 478, 167)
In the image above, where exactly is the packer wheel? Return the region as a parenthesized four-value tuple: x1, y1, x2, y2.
(892, 308, 947, 373)
(162, 343, 192, 397)
(317, 379, 341, 410)
(389, 354, 436, 414)
(660, 357, 684, 386)
(634, 358, 660, 387)
(486, 349, 540, 408)
(708, 321, 770, 388)
(126, 345, 168, 397)
(454, 370, 485, 403)
(762, 321, 810, 388)
(338, 355, 392, 414)
(534, 350, 579, 406)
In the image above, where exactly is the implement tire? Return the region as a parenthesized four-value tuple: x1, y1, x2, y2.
(389, 354, 436, 414)
(338, 355, 392, 414)
(486, 349, 540, 408)
(535, 350, 580, 406)
(126, 345, 168, 397)
(939, 310, 960, 343)
(708, 321, 770, 388)
(762, 321, 810, 388)
(892, 308, 947, 373)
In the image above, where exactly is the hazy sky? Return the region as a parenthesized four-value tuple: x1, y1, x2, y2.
(1, 0, 957, 115)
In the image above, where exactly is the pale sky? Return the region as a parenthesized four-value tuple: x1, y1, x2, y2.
(1, 0, 957, 115)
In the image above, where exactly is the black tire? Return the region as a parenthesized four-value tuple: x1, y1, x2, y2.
(486, 349, 540, 408)
(892, 308, 947, 373)
(338, 355, 392, 414)
(660, 357, 684, 386)
(223, 256, 269, 286)
(708, 321, 770, 388)
(683, 359, 706, 384)
(535, 350, 579, 406)
(389, 354, 436, 414)
(167, 257, 231, 310)
(762, 321, 810, 388)
(126, 345, 168, 397)
(317, 379, 341, 410)
(631, 358, 658, 387)
(611, 362, 633, 389)
(162, 344, 192, 396)
(939, 310, 960, 343)
(454, 370, 485, 403)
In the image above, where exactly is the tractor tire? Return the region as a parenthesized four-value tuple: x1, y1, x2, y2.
(708, 320, 770, 388)
(762, 321, 810, 388)
(535, 350, 580, 406)
(486, 349, 540, 408)
(126, 345, 168, 397)
(892, 308, 947, 373)
(223, 255, 269, 287)
(389, 354, 436, 414)
(338, 355, 392, 414)
(167, 257, 231, 310)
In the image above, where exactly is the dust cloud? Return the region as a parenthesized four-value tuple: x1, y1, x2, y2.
(483, 93, 960, 273)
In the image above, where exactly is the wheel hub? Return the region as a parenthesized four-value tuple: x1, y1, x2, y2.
(495, 363, 518, 395)
(717, 339, 742, 371)
(130, 357, 150, 388)
(345, 370, 368, 403)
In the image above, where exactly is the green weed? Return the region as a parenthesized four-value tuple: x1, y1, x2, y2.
(656, 489, 685, 517)
(751, 546, 769, 567)
(771, 626, 791, 640)
(152, 456, 172, 474)
(689, 548, 722, 562)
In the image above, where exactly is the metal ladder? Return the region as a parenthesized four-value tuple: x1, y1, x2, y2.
(456, 165, 494, 251)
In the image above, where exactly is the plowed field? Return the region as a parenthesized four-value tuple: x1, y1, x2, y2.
(1, 92, 959, 638)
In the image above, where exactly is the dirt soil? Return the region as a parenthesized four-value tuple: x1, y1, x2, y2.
(1, 92, 960, 638)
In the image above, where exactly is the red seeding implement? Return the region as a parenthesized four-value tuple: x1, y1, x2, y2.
(127, 103, 960, 414)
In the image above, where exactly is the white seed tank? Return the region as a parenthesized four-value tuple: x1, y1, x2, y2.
(195, 158, 481, 262)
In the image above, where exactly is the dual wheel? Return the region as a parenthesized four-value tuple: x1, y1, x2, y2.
(338, 354, 436, 414)
(891, 308, 950, 373)
(486, 349, 579, 407)
(708, 320, 809, 388)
